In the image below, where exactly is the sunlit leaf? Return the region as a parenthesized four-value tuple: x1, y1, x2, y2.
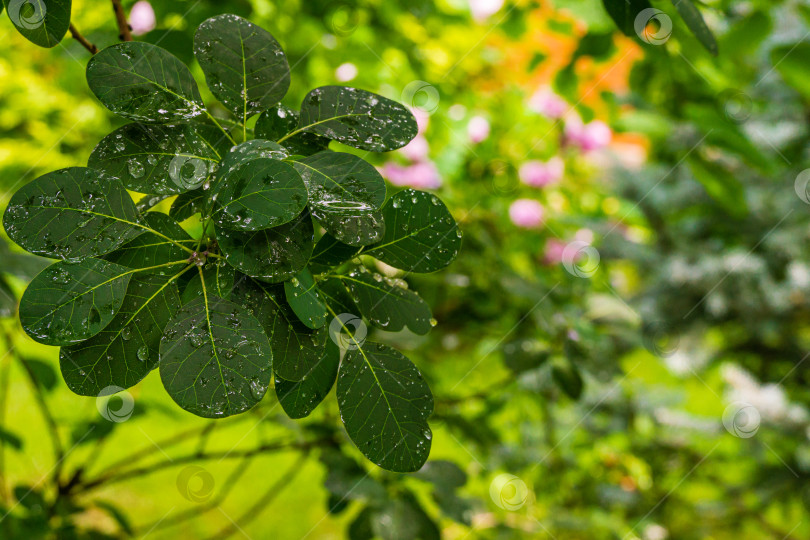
(159, 294, 272, 418)
(284, 268, 327, 329)
(194, 14, 290, 123)
(3, 167, 143, 259)
(366, 189, 461, 273)
(292, 86, 417, 152)
(19, 258, 135, 346)
(86, 42, 204, 123)
(337, 342, 433, 472)
(60, 272, 183, 395)
(3, 0, 71, 48)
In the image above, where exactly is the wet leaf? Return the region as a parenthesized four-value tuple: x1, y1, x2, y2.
(86, 42, 204, 123)
(170, 190, 206, 222)
(292, 151, 386, 245)
(293, 86, 417, 152)
(88, 123, 223, 195)
(214, 158, 308, 231)
(309, 233, 361, 272)
(4, 0, 71, 48)
(318, 277, 359, 316)
(159, 294, 272, 418)
(284, 268, 327, 329)
(337, 342, 433, 472)
(182, 260, 236, 303)
(194, 14, 290, 123)
(60, 272, 183, 395)
(217, 210, 314, 283)
(275, 339, 340, 418)
(3, 167, 143, 260)
(366, 189, 461, 273)
(256, 104, 329, 156)
(105, 212, 193, 269)
(19, 258, 135, 346)
(338, 271, 433, 335)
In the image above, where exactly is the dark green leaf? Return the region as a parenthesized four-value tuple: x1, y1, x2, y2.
(291, 86, 417, 152)
(60, 272, 183, 395)
(0, 426, 22, 451)
(217, 210, 314, 283)
(105, 212, 193, 269)
(602, 0, 653, 36)
(672, 0, 718, 55)
(208, 139, 289, 196)
(194, 14, 290, 123)
(318, 277, 359, 315)
(3, 167, 143, 259)
(292, 151, 386, 245)
(159, 294, 272, 418)
(182, 260, 236, 303)
(284, 268, 327, 329)
(275, 338, 340, 418)
(19, 258, 135, 346)
(232, 277, 328, 381)
(371, 492, 441, 540)
(337, 342, 433, 472)
(502, 339, 550, 374)
(3, 0, 71, 48)
(366, 189, 461, 273)
(338, 271, 433, 334)
(310, 233, 361, 271)
(771, 43, 810, 101)
(136, 194, 172, 213)
(552, 358, 584, 400)
(414, 460, 467, 489)
(86, 42, 204, 123)
(170, 190, 206, 222)
(88, 123, 222, 195)
(214, 158, 308, 231)
(256, 104, 331, 156)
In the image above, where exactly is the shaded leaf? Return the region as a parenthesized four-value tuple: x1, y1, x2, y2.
(3, 167, 143, 259)
(672, 0, 718, 55)
(366, 189, 461, 273)
(208, 139, 289, 196)
(337, 342, 433, 472)
(170, 190, 206, 222)
(292, 86, 417, 152)
(371, 492, 441, 540)
(414, 460, 467, 489)
(256, 104, 330, 155)
(552, 358, 584, 399)
(309, 233, 361, 272)
(502, 339, 550, 374)
(86, 42, 204, 123)
(182, 260, 236, 303)
(19, 258, 135, 346)
(217, 210, 314, 283)
(602, 0, 653, 36)
(60, 272, 183, 395)
(214, 158, 307, 231)
(159, 294, 272, 418)
(339, 271, 433, 334)
(105, 212, 193, 269)
(275, 338, 340, 418)
(3, 0, 71, 48)
(318, 277, 359, 316)
(88, 123, 222, 195)
(284, 268, 327, 329)
(194, 14, 290, 122)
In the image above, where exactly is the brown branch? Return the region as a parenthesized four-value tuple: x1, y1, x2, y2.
(111, 0, 133, 41)
(68, 23, 98, 54)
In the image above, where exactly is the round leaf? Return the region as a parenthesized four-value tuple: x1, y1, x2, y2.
(366, 189, 461, 273)
(194, 14, 290, 122)
(283, 269, 327, 329)
(337, 342, 434, 472)
(59, 272, 183, 395)
(159, 295, 272, 418)
(86, 42, 204, 123)
(20, 258, 134, 346)
(4, 0, 71, 48)
(293, 86, 417, 152)
(3, 167, 143, 259)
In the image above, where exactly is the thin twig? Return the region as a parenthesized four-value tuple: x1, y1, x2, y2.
(68, 23, 98, 54)
(111, 0, 133, 41)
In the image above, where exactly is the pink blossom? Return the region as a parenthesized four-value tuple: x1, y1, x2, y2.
(565, 118, 612, 152)
(528, 88, 568, 119)
(468, 0, 504, 21)
(519, 157, 564, 188)
(129, 1, 156, 36)
(400, 134, 430, 162)
(383, 162, 442, 189)
(335, 63, 358, 82)
(409, 107, 430, 134)
(509, 199, 544, 229)
(543, 238, 567, 264)
(467, 116, 490, 144)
